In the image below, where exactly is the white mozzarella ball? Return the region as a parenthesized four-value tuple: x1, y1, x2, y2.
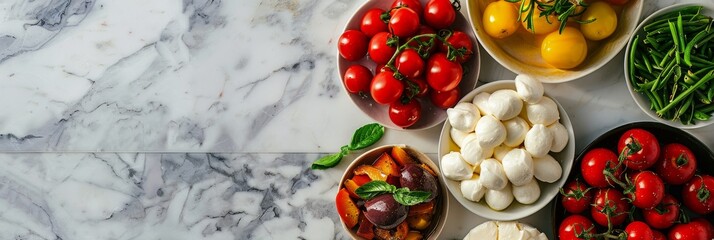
(503, 117, 530, 147)
(548, 122, 569, 152)
(461, 175, 487, 202)
(524, 124, 554, 158)
(526, 97, 560, 125)
(515, 74, 544, 104)
(512, 178, 541, 204)
(472, 92, 492, 116)
(488, 89, 523, 121)
(479, 158, 508, 190)
(461, 138, 493, 166)
(501, 148, 535, 186)
(441, 152, 473, 181)
(476, 115, 507, 149)
(447, 102, 481, 132)
(465, 221, 498, 240)
(485, 183, 514, 211)
(451, 128, 471, 148)
(493, 144, 513, 162)
(533, 154, 562, 183)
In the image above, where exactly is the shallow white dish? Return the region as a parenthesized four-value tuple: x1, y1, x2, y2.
(437, 80, 575, 221)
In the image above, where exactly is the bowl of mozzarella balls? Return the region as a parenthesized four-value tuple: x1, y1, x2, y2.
(437, 75, 575, 220)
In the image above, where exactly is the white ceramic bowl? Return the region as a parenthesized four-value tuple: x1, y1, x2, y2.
(624, 2, 714, 129)
(437, 80, 575, 220)
(338, 0, 480, 130)
(466, 0, 643, 83)
(338, 144, 449, 240)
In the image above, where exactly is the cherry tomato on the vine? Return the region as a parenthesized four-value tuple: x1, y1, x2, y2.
(439, 31, 473, 63)
(371, 71, 404, 104)
(426, 52, 462, 92)
(391, 0, 423, 19)
(628, 170, 665, 209)
(430, 88, 459, 109)
(389, 7, 420, 38)
(656, 143, 697, 185)
(360, 8, 389, 37)
(424, 0, 456, 29)
(625, 221, 654, 240)
(408, 25, 438, 55)
(682, 174, 714, 215)
(338, 30, 368, 61)
(396, 49, 425, 79)
(691, 218, 714, 240)
(580, 148, 624, 188)
(407, 77, 429, 98)
(369, 32, 397, 65)
(618, 128, 660, 170)
(389, 99, 422, 128)
(669, 222, 710, 240)
(591, 188, 630, 227)
(560, 179, 592, 214)
(642, 194, 679, 229)
(343, 65, 373, 94)
(558, 214, 595, 240)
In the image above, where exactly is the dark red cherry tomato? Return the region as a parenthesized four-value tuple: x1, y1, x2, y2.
(625, 221, 654, 240)
(652, 230, 666, 240)
(618, 128, 660, 170)
(343, 65, 373, 94)
(391, 0, 423, 19)
(408, 25, 438, 55)
(389, 7, 420, 38)
(361, 8, 389, 37)
(371, 71, 404, 104)
(656, 143, 697, 185)
(396, 49, 425, 79)
(440, 31, 474, 63)
(389, 99, 422, 128)
(561, 179, 593, 214)
(558, 214, 596, 240)
(407, 77, 429, 97)
(580, 148, 624, 188)
(682, 174, 714, 215)
(628, 170, 665, 209)
(338, 30, 368, 61)
(669, 222, 710, 240)
(691, 218, 714, 240)
(591, 188, 630, 227)
(369, 32, 397, 65)
(426, 52, 462, 92)
(643, 194, 679, 229)
(424, 0, 456, 29)
(430, 88, 459, 109)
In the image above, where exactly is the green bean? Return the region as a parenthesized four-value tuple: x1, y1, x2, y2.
(658, 70, 714, 115)
(629, 35, 639, 85)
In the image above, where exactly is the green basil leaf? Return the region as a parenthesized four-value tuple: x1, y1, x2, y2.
(355, 180, 396, 200)
(310, 153, 344, 170)
(393, 188, 431, 206)
(348, 123, 384, 151)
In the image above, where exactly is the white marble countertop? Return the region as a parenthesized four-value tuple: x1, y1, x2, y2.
(0, 0, 713, 239)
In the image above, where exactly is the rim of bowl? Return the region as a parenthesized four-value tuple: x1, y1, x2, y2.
(437, 80, 575, 220)
(466, 0, 644, 83)
(336, 0, 481, 131)
(624, 2, 714, 129)
(337, 144, 450, 240)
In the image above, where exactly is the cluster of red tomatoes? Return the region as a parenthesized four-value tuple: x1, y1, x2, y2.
(558, 128, 714, 240)
(337, 0, 474, 128)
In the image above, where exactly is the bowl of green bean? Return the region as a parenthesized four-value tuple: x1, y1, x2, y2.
(625, 3, 714, 129)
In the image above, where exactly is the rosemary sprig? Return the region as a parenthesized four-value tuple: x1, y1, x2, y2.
(505, 0, 592, 34)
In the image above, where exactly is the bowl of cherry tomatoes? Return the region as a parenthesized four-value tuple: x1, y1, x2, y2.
(554, 121, 714, 240)
(336, 144, 448, 239)
(337, 0, 480, 130)
(466, 0, 643, 82)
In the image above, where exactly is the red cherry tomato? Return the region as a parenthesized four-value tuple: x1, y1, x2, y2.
(604, 0, 629, 5)
(652, 230, 666, 240)
(591, 188, 630, 227)
(407, 77, 429, 97)
(426, 52, 462, 92)
(430, 88, 459, 109)
(628, 170, 665, 209)
(618, 128, 660, 170)
(669, 222, 710, 240)
(424, 0, 456, 29)
(560, 179, 593, 214)
(338, 30, 368, 61)
(691, 218, 714, 240)
(396, 49, 425, 79)
(625, 221, 654, 240)
(369, 32, 397, 65)
(558, 214, 596, 240)
(656, 143, 697, 185)
(580, 148, 624, 188)
(361, 8, 389, 37)
(375, 64, 390, 73)
(389, 99, 422, 128)
(643, 194, 679, 229)
(408, 25, 438, 55)
(343, 65, 373, 94)
(440, 31, 474, 63)
(682, 174, 714, 215)
(391, 0, 423, 19)
(371, 71, 404, 104)
(389, 7, 420, 38)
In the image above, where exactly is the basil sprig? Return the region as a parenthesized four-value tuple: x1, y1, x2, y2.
(311, 123, 385, 169)
(355, 180, 431, 206)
